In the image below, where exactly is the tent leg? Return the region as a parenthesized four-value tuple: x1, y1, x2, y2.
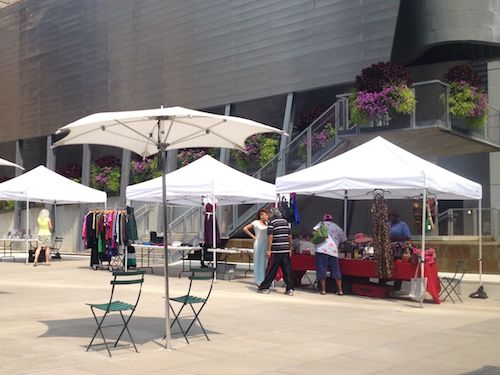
(343, 190, 348, 236)
(479, 200, 483, 287)
(212, 193, 217, 281)
(26, 198, 29, 265)
(420, 189, 427, 308)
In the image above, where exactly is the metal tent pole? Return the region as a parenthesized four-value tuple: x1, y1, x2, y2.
(343, 190, 348, 236)
(420, 189, 427, 308)
(25, 197, 29, 265)
(479, 199, 483, 286)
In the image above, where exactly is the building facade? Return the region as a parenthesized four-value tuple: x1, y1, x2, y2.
(1, 0, 500, 246)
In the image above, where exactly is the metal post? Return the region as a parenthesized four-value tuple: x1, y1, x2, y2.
(343, 190, 348, 236)
(479, 200, 483, 286)
(219, 104, 232, 164)
(306, 126, 312, 168)
(420, 189, 427, 308)
(277, 92, 294, 177)
(158, 130, 172, 350)
(25, 198, 29, 265)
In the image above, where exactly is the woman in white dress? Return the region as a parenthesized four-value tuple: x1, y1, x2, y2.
(243, 208, 269, 285)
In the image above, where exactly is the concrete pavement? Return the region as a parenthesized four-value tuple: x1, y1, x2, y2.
(1, 256, 499, 375)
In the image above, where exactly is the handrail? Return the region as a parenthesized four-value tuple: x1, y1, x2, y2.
(252, 101, 338, 177)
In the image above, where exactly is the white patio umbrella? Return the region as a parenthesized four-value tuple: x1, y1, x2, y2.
(0, 157, 24, 170)
(53, 106, 284, 349)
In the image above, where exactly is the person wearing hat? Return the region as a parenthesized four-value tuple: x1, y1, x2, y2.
(313, 214, 347, 295)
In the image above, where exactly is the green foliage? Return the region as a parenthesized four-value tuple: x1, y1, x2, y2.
(90, 159, 121, 195)
(448, 82, 488, 129)
(391, 85, 416, 114)
(259, 137, 278, 167)
(0, 200, 15, 212)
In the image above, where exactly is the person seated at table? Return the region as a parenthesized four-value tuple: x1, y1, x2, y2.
(313, 214, 347, 295)
(388, 210, 411, 242)
(388, 210, 411, 291)
(243, 208, 269, 286)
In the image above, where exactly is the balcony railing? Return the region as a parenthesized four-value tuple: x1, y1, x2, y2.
(437, 208, 499, 239)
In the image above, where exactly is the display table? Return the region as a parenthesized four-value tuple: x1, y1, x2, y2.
(0, 238, 39, 264)
(129, 244, 201, 274)
(208, 248, 254, 280)
(291, 254, 441, 304)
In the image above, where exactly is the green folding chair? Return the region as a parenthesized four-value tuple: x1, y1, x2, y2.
(440, 260, 467, 304)
(86, 270, 145, 356)
(169, 268, 214, 344)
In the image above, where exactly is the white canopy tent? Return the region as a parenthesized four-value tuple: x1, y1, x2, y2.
(276, 137, 483, 303)
(127, 155, 277, 269)
(0, 166, 107, 263)
(127, 155, 276, 205)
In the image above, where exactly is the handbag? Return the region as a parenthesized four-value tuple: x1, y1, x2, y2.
(312, 222, 329, 244)
(409, 263, 427, 302)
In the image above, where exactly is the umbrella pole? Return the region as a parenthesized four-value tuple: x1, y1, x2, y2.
(160, 143, 172, 350)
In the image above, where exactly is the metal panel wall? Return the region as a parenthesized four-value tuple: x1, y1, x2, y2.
(0, 0, 401, 142)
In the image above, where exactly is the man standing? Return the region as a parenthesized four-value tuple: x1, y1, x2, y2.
(258, 207, 294, 295)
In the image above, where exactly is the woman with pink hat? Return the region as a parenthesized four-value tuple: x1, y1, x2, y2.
(313, 213, 347, 295)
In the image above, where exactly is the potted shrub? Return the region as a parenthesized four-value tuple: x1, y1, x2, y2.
(444, 64, 488, 130)
(350, 62, 416, 126)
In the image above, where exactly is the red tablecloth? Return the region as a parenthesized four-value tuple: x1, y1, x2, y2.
(291, 255, 441, 304)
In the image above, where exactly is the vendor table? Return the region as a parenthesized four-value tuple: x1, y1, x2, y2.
(291, 254, 441, 304)
(129, 244, 201, 275)
(208, 248, 254, 280)
(0, 238, 39, 264)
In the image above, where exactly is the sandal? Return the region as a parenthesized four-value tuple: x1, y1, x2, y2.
(320, 291, 326, 295)
(337, 292, 344, 295)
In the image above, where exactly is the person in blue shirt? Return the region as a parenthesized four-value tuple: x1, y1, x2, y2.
(388, 210, 411, 241)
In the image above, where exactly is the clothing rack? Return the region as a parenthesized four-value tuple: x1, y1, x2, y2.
(82, 208, 138, 271)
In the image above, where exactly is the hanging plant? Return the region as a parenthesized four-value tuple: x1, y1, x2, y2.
(0, 176, 15, 212)
(297, 123, 336, 160)
(177, 148, 217, 167)
(444, 65, 488, 129)
(90, 155, 121, 195)
(56, 162, 82, 182)
(130, 156, 161, 183)
(350, 62, 416, 126)
(232, 134, 279, 171)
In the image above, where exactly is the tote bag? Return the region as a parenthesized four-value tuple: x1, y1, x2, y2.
(409, 264, 427, 302)
(312, 222, 329, 244)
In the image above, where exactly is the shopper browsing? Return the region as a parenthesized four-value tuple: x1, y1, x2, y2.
(313, 214, 347, 295)
(257, 207, 294, 296)
(34, 209, 53, 266)
(243, 208, 269, 286)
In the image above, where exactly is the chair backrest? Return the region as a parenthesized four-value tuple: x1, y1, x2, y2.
(187, 268, 215, 300)
(453, 260, 468, 283)
(108, 270, 146, 309)
(52, 237, 63, 251)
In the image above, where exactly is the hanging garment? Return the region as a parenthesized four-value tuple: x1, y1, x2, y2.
(372, 193, 393, 278)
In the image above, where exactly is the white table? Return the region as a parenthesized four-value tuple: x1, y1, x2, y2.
(208, 247, 254, 280)
(129, 244, 201, 274)
(0, 238, 39, 263)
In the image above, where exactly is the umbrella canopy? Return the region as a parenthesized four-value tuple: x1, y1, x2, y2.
(53, 106, 284, 350)
(127, 155, 276, 205)
(0, 157, 24, 170)
(276, 136, 482, 200)
(0, 165, 107, 204)
(53, 106, 282, 157)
